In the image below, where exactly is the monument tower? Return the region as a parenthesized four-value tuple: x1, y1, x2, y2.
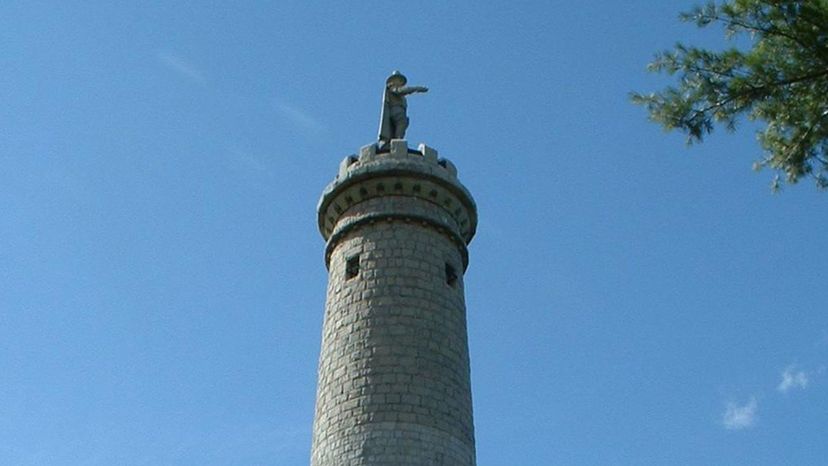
(311, 72, 478, 465)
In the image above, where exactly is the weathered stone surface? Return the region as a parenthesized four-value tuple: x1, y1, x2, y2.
(311, 141, 477, 466)
(418, 143, 438, 163)
(359, 144, 377, 163)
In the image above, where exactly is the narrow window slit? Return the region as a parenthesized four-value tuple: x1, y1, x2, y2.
(346, 255, 360, 280)
(445, 263, 457, 287)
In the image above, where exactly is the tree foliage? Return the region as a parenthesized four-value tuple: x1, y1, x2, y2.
(632, 0, 828, 190)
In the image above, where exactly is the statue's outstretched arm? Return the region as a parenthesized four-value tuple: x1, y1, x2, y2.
(391, 85, 429, 96)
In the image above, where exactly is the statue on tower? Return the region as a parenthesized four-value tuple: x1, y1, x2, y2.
(378, 71, 428, 148)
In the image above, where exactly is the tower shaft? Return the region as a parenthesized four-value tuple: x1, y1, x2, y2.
(312, 141, 478, 465)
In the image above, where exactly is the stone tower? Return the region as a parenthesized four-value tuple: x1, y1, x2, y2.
(311, 139, 478, 465)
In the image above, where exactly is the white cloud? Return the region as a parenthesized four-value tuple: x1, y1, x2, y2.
(157, 51, 206, 84)
(274, 101, 325, 133)
(722, 396, 758, 430)
(778, 366, 809, 393)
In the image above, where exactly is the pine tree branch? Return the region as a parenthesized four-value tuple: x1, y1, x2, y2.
(705, 11, 828, 64)
(768, 69, 828, 87)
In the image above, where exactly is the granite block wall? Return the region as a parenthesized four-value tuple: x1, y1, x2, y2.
(311, 142, 477, 465)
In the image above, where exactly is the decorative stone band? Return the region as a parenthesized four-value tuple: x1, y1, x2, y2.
(317, 140, 478, 250)
(324, 211, 470, 271)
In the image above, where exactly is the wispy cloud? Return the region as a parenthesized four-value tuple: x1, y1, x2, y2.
(722, 396, 758, 430)
(222, 144, 275, 193)
(157, 51, 206, 84)
(778, 366, 809, 393)
(274, 101, 325, 133)
(227, 145, 271, 176)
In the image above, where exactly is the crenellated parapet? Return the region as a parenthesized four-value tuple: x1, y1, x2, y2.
(317, 139, 478, 269)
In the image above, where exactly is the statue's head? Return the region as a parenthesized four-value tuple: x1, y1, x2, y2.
(386, 70, 407, 87)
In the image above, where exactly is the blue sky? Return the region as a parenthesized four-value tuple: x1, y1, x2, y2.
(2, 1, 827, 464)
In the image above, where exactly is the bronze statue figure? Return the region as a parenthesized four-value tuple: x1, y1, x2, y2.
(378, 71, 428, 147)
